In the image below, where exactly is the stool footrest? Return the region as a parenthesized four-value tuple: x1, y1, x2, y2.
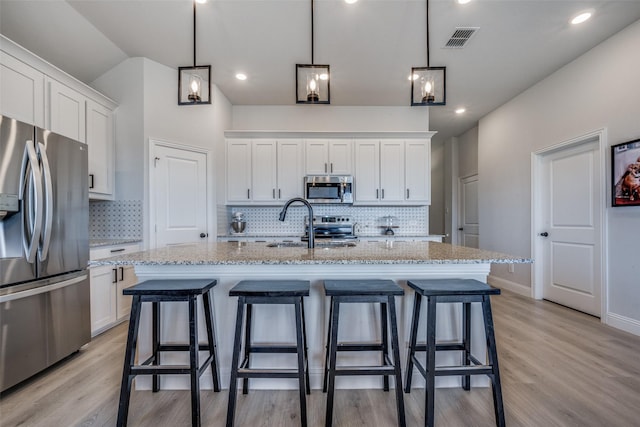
(237, 368, 300, 379)
(156, 344, 214, 352)
(333, 365, 396, 376)
(410, 356, 494, 378)
(131, 365, 193, 376)
(412, 343, 466, 352)
(335, 343, 384, 352)
(248, 345, 298, 354)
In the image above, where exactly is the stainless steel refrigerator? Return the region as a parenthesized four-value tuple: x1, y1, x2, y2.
(0, 115, 90, 392)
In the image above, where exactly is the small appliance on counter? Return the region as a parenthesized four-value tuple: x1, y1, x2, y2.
(302, 215, 357, 241)
(230, 212, 246, 234)
(380, 216, 399, 236)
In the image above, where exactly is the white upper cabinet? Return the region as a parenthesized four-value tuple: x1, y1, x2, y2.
(226, 139, 252, 203)
(251, 139, 278, 202)
(0, 52, 44, 127)
(354, 139, 431, 206)
(277, 140, 304, 200)
(404, 140, 431, 204)
(305, 139, 352, 175)
(353, 140, 380, 203)
(226, 138, 304, 204)
(47, 78, 86, 143)
(86, 99, 114, 199)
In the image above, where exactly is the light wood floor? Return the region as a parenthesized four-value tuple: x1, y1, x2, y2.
(2, 291, 640, 426)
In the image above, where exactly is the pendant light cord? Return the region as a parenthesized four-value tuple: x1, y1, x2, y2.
(193, 0, 197, 66)
(426, 0, 430, 67)
(311, 0, 315, 65)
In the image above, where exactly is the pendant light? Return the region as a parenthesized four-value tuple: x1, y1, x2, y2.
(411, 0, 446, 106)
(178, 0, 211, 105)
(296, 0, 330, 104)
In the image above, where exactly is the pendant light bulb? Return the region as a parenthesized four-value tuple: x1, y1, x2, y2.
(309, 79, 317, 91)
(188, 74, 202, 102)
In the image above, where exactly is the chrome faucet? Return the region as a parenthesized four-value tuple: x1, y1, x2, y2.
(279, 197, 315, 249)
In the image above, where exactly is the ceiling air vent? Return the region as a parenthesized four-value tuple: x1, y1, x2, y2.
(444, 27, 479, 48)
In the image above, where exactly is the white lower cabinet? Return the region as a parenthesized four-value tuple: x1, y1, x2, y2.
(90, 243, 140, 336)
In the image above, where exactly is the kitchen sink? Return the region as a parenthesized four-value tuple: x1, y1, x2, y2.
(266, 241, 357, 248)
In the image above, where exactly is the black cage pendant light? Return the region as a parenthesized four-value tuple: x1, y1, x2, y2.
(296, 0, 330, 104)
(178, 0, 211, 105)
(411, 0, 446, 106)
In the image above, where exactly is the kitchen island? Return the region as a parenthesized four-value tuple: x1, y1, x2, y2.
(93, 241, 530, 391)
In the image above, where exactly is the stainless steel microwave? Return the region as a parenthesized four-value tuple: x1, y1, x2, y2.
(304, 175, 354, 204)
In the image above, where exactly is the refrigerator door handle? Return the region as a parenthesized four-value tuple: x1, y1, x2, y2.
(37, 142, 54, 261)
(19, 140, 44, 264)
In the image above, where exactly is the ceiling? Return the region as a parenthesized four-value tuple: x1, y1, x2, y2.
(2, 0, 640, 142)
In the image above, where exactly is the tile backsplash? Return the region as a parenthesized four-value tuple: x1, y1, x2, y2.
(221, 205, 429, 236)
(90, 200, 142, 240)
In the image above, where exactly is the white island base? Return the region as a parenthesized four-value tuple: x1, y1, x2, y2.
(131, 262, 493, 391)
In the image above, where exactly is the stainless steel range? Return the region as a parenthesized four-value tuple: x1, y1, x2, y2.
(302, 215, 357, 241)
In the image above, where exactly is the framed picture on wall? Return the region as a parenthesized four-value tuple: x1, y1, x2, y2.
(612, 138, 640, 207)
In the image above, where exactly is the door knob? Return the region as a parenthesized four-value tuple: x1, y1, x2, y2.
(200, 233, 208, 238)
(539, 232, 549, 237)
(458, 227, 464, 231)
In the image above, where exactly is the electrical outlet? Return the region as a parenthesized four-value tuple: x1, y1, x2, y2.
(508, 263, 514, 273)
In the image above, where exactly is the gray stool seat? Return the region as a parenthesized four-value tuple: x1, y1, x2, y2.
(227, 280, 310, 427)
(117, 279, 221, 427)
(322, 279, 406, 427)
(405, 278, 505, 427)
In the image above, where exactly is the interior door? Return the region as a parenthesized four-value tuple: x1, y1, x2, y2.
(540, 140, 601, 316)
(152, 143, 207, 248)
(458, 175, 479, 248)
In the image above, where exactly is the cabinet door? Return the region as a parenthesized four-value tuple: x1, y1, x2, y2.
(47, 78, 86, 143)
(116, 266, 137, 320)
(354, 141, 380, 203)
(90, 266, 117, 335)
(251, 140, 278, 202)
(305, 140, 329, 174)
(405, 140, 431, 204)
(0, 52, 44, 127)
(86, 99, 114, 199)
(226, 139, 252, 202)
(328, 139, 353, 174)
(379, 140, 405, 203)
(277, 139, 304, 200)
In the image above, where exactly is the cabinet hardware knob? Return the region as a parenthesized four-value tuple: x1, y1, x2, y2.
(539, 232, 549, 237)
(200, 232, 208, 238)
(89, 174, 94, 189)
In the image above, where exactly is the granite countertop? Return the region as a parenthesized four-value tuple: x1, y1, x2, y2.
(90, 241, 532, 266)
(90, 238, 143, 248)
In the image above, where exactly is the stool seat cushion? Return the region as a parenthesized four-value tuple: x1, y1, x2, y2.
(229, 280, 310, 297)
(323, 279, 404, 296)
(123, 279, 217, 296)
(407, 279, 500, 296)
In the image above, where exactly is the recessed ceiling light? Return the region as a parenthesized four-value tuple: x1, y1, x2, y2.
(457, 0, 472, 4)
(455, 108, 466, 114)
(235, 73, 247, 81)
(195, 0, 207, 4)
(571, 12, 592, 25)
(345, 0, 358, 4)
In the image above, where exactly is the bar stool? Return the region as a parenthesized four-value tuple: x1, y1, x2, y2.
(227, 280, 310, 427)
(404, 278, 505, 427)
(117, 279, 221, 427)
(322, 279, 406, 427)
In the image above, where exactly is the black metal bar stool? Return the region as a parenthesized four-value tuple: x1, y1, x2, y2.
(322, 279, 406, 427)
(404, 278, 505, 427)
(116, 279, 221, 427)
(227, 280, 310, 427)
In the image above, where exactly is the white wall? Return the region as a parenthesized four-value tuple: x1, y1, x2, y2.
(232, 105, 429, 131)
(91, 58, 145, 201)
(92, 57, 232, 249)
(478, 20, 640, 328)
(429, 139, 445, 235)
(457, 126, 478, 179)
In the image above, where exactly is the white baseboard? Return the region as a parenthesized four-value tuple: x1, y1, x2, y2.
(487, 275, 532, 298)
(606, 313, 640, 337)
